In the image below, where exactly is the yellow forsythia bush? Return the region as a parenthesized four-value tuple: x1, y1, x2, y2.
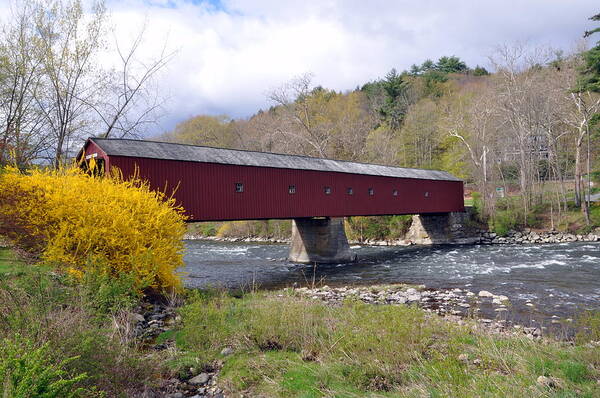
(0, 166, 187, 291)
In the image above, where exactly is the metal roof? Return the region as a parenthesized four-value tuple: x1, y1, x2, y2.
(88, 138, 461, 181)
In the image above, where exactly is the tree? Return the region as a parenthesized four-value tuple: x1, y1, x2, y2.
(0, 1, 48, 168)
(379, 68, 413, 129)
(472, 66, 490, 76)
(435, 56, 468, 73)
(0, 0, 174, 169)
(159, 115, 234, 148)
(572, 13, 600, 224)
(35, 0, 108, 168)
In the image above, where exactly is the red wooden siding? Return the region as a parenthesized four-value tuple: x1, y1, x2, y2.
(83, 149, 464, 221)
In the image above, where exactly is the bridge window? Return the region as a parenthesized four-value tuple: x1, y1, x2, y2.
(368, 188, 374, 196)
(347, 187, 353, 195)
(235, 182, 244, 193)
(324, 186, 331, 195)
(425, 191, 430, 197)
(289, 185, 296, 194)
(393, 189, 398, 196)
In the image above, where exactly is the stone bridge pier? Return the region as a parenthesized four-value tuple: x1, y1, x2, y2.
(288, 209, 479, 264)
(405, 208, 480, 245)
(288, 217, 357, 264)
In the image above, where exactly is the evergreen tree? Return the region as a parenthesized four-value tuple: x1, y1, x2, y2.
(578, 13, 600, 92)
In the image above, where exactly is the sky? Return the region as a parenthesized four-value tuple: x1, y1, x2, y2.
(5, 0, 600, 135)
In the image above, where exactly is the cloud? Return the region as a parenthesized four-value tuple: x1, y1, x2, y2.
(4, 0, 599, 134)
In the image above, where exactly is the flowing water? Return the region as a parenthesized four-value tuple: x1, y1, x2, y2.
(183, 240, 600, 323)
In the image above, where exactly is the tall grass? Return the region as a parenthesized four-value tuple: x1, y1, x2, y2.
(171, 290, 600, 397)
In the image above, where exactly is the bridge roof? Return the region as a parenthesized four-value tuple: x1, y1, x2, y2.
(88, 138, 461, 181)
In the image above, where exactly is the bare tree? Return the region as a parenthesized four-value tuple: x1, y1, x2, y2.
(94, 22, 175, 138)
(268, 73, 333, 157)
(35, 0, 108, 168)
(0, 0, 49, 168)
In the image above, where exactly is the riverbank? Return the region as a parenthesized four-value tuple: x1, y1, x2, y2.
(184, 229, 600, 246)
(3, 244, 600, 397)
(157, 287, 600, 397)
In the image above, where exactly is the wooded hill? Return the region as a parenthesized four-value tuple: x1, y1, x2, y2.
(159, 44, 600, 234)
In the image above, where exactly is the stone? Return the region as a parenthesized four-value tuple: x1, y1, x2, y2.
(458, 353, 469, 362)
(221, 347, 234, 356)
(478, 290, 494, 298)
(536, 375, 562, 389)
(189, 373, 210, 385)
(166, 393, 184, 398)
(131, 313, 145, 323)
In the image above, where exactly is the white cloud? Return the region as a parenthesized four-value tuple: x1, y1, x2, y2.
(2, 0, 599, 134)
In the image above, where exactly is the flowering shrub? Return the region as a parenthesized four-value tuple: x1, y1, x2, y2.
(0, 166, 187, 291)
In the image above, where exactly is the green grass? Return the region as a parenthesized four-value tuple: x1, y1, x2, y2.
(0, 247, 165, 397)
(167, 290, 600, 398)
(0, 246, 26, 274)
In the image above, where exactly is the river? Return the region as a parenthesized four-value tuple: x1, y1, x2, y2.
(182, 240, 600, 324)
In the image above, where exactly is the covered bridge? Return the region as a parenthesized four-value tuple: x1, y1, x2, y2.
(79, 138, 465, 263)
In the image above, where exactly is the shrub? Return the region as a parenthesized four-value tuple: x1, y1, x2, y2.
(345, 215, 412, 242)
(0, 334, 88, 397)
(490, 210, 519, 236)
(0, 166, 187, 292)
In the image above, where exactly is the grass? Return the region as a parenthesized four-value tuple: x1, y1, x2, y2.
(0, 246, 25, 274)
(162, 290, 600, 398)
(3, 242, 600, 397)
(0, 246, 167, 397)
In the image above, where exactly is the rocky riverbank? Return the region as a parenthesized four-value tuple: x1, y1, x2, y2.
(184, 229, 600, 247)
(131, 301, 229, 398)
(479, 230, 599, 245)
(293, 284, 565, 340)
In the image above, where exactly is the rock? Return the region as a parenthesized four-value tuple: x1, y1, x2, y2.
(473, 358, 482, 365)
(131, 313, 145, 323)
(189, 373, 210, 385)
(536, 375, 562, 389)
(478, 290, 494, 298)
(458, 353, 469, 362)
(221, 347, 234, 356)
(166, 393, 184, 398)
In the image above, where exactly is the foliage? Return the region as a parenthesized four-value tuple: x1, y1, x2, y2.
(77, 260, 142, 315)
(575, 310, 600, 344)
(0, 258, 164, 396)
(578, 13, 600, 92)
(0, 166, 187, 292)
(0, 335, 88, 398)
(216, 220, 291, 239)
(188, 222, 219, 237)
(345, 215, 412, 242)
(472, 66, 490, 76)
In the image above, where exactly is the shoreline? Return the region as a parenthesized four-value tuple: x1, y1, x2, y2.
(184, 230, 600, 246)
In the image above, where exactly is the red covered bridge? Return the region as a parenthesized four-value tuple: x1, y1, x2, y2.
(79, 138, 464, 263)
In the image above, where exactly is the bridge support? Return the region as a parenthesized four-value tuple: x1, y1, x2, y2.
(405, 209, 480, 245)
(288, 217, 357, 264)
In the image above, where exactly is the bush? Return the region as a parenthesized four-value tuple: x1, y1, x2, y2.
(0, 267, 163, 396)
(345, 215, 412, 242)
(0, 334, 88, 397)
(0, 166, 187, 292)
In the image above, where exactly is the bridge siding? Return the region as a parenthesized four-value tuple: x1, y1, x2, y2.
(100, 155, 464, 222)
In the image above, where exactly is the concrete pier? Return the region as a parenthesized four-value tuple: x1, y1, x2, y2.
(405, 208, 480, 245)
(288, 217, 357, 263)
